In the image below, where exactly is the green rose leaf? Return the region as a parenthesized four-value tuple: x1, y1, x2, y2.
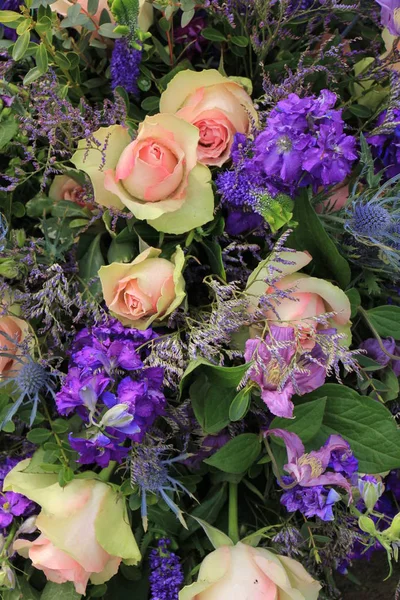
(302, 384, 400, 473)
(366, 306, 400, 340)
(184, 360, 249, 433)
(270, 397, 327, 444)
(204, 433, 261, 473)
(41, 582, 81, 600)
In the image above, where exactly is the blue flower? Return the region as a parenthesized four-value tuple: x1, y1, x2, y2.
(149, 538, 184, 600)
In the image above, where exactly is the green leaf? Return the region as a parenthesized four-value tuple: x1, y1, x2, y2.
(26, 428, 52, 444)
(200, 239, 226, 280)
(230, 35, 249, 47)
(186, 361, 249, 433)
(189, 516, 234, 548)
(347, 104, 372, 118)
(152, 36, 171, 65)
(229, 387, 251, 421)
(23, 66, 43, 85)
(36, 42, 48, 73)
(270, 397, 327, 444)
(346, 288, 361, 318)
(204, 433, 261, 473)
(289, 190, 351, 288)
(180, 8, 194, 27)
(181, 484, 227, 540)
(381, 368, 400, 403)
(140, 96, 160, 112)
(78, 233, 105, 299)
(303, 384, 400, 473)
(0, 10, 23, 22)
(87, 0, 99, 14)
(12, 30, 30, 61)
(366, 306, 400, 339)
(201, 27, 227, 42)
(0, 118, 17, 149)
(41, 582, 81, 600)
(98, 22, 121, 37)
(54, 51, 71, 70)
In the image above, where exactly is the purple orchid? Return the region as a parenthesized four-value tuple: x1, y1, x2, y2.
(375, 0, 400, 35)
(244, 326, 327, 418)
(266, 428, 356, 496)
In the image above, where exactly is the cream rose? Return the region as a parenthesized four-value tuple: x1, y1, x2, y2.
(0, 314, 29, 376)
(99, 246, 185, 328)
(4, 460, 141, 595)
(180, 542, 321, 600)
(246, 250, 351, 348)
(49, 175, 85, 205)
(72, 116, 214, 234)
(160, 69, 258, 167)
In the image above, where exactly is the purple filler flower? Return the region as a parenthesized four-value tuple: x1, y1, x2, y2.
(375, 0, 400, 35)
(110, 37, 142, 95)
(266, 428, 356, 496)
(149, 538, 184, 600)
(281, 481, 341, 521)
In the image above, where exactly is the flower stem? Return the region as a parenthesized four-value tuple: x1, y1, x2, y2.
(228, 482, 239, 544)
(98, 460, 117, 482)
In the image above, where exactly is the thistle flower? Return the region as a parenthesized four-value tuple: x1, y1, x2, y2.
(149, 538, 184, 600)
(0, 356, 56, 427)
(130, 446, 193, 531)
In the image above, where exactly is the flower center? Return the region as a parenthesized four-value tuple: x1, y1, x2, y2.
(297, 454, 324, 478)
(276, 135, 292, 153)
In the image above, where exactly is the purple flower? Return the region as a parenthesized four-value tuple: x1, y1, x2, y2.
(244, 326, 327, 418)
(359, 337, 400, 376)
(0, 0, 24, 40)
(266, 429, 356, 495)
(225, 209, 265, 236)
(68, 433, 129, 467)
(375, 0, 400, 35)
(252, 90, 356, 193)
(110, 37, 142, 95)
(0, 458, 18, 482)
(149, 538, 184, 600)
(367, 109, 400, 180)
(0, 492, 34, 528)
(174, 12, 207, 57)
(56, 369, 111, 415)
(281, 482, 341, 521)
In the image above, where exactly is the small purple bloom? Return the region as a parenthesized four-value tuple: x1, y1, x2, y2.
(359, 337, 396, 366)
(149, 538, 184, 600)
(56, 369, 111, 415)
(281, 481, 341, 521)
(68, 433, 128, 467)
(110, 37, 142, 95)
(0, 492, 34, 528)
(174, 12, 208, 57)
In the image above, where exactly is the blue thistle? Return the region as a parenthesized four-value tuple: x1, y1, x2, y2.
(130, 446, 193, 532)
(344, 176, 400, 271)
(110, 37, 142, 95)
(149, 538, 184, 600)
(0, 356, 56, 427)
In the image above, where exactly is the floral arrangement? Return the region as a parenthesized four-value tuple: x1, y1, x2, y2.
(0, 0, 399, 598)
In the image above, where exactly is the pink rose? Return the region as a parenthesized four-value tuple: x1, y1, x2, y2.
(160, 70, 258, 167)
(247, 250, 351, 349)
(180, 542, 321, 600)
(0, 315, 29, 376)
(99, 246, 186, 328)
(5, 461, 141, 595)
(72, 117, 214, 234)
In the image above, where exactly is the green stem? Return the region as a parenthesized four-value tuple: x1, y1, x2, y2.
(2, 522, 17, 556)
(98, 460, 117, 482)
(228, 482, 239, 544)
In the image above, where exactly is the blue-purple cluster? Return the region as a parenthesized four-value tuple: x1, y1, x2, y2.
(0, 458, 35, 529)
(216, 91, 357, 233)
(367, 108, 400, 180)
(110, 37, 142, 95)
(56, 320, 166, 467)
(281, 442, 358, 522)
(149, 538, 184, 600)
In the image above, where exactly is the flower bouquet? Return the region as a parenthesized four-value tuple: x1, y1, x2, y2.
(0, 0, 399, 598)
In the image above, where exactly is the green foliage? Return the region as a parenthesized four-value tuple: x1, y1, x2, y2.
(289, 190, 351, 288)
(366, 306, 400, 340)
(204, 434, 261, 473)
(41, 582, 81, 600)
